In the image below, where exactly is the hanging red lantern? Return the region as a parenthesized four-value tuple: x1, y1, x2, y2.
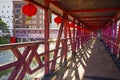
(54, 16, 62, 25)
(22, 3, 37, 17)
(76, 25, 80, 29)
(69, 22, 74, 28)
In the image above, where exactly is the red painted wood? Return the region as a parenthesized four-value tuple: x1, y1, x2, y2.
(44, 0, 50, 74)
(82, 20, 110, 22)
(50, 17, 65, 71)
(112, 17, 118, 54)
(67, 8, 120, 13)
(63, 17, 68, 61)
(78, 15, 113, 18)
(72, 19, 76, 52)
(67, 20, 74, 53)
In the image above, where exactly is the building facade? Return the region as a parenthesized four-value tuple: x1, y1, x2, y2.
(13, 0, 44, 41)
(13, 1, 44, 29)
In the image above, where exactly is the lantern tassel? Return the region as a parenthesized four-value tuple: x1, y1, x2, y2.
(25, 16, 31, 25)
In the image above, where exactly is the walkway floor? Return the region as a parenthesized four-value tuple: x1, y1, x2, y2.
(49, 38, 120, 80)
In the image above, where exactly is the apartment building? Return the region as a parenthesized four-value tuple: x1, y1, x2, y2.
(13, 0, 44, 40)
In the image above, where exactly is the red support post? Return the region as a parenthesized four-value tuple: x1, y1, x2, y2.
(50, 17, 65, 72)
(67, 18, 75, 54)
(113, 17, 118, 54)
(63, 14, 68, 61)
(43, 0, 50, 75)
(117, 21, 120, 58)
(73, 19, 76, 52)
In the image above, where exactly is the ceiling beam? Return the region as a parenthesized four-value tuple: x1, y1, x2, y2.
(67, 8, 120, 13)
(82, 20, 110, 22)
(85, 23, 106, 24)
(77, 15, 114, 18)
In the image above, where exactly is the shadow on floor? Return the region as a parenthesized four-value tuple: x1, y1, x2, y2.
(47, 38, 120, 80)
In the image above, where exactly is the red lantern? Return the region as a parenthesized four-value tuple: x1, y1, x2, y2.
(22, 3, 37, 17)
(69, 22, 74, 28)
(54, 16, 62, 25)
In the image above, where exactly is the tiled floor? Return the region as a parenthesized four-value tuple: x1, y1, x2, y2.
(49, 38, 120, 80)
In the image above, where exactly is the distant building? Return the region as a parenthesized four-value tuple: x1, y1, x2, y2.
(13, 0, 44, 41)
(13, 0, 60, 41)
(13, 0, 44, 29)
(0, 0, 13, 36)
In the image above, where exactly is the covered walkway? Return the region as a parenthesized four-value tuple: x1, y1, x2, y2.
(0, 0, 120, 80)
(48, 38, 120, 80)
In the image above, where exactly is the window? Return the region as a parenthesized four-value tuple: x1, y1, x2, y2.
(8, 6, 10, 8)
(7, 11, 9, 13)
(15, 4, 22, 8)
(2, 11, 3, 13)
(15, 15, 19, 18)
(3, 6, 5, 8)
(15, 9, 20, 13)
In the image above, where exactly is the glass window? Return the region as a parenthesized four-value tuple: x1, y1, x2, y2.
(7, 11, 9, 13)
(15, 9, 20, 13)
(15, 4, 22, 8)
(15, 15, 19, 18)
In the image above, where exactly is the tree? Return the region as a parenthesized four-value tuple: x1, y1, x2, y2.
(0, 18, 10, 33)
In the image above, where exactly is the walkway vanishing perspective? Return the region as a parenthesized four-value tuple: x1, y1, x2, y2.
(48, 38, 120, 80)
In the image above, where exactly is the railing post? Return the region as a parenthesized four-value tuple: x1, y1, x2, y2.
(67, 18, 76, 54)
(113, 17, 118, 54)
(73, 19, 76, 52)
(63, 14, 68, 61)
(50, 16, 65, 72)
(117, 20, 120, 58)
(43, 0, 50, 76)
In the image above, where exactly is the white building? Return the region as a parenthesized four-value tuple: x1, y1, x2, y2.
(0, 0, 13, 36)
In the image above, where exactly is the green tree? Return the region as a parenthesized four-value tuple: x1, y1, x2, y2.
(0, 18, 9, 33)
(0, 18, 10, 44)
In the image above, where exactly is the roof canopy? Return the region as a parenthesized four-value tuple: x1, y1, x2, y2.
(25, 0, 120, 31)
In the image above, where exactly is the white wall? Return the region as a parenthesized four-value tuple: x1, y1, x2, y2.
(0, 0, 13, 36)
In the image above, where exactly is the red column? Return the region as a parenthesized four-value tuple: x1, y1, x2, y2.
(63, 14, 68, 61)
(50, 16, 65, 72)
(117, 20, 120, 58)
(43, 0, 50, 75)
(73, 19, 76, 52)
(113, 17, 118, 54)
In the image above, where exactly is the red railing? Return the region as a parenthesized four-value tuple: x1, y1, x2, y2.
(0, 34, 92, 80)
